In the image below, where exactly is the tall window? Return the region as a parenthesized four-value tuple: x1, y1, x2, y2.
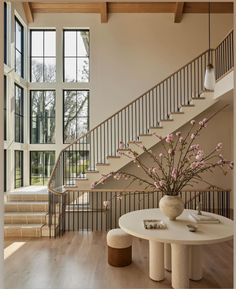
(30, 151, 55, 185)
(30, 90, 56, 144)
(15, 84, 24, 143)
(4, 150, 7, 192)
(4, 76, 7, 141)
(63, 90, 89, 143)
(15, 17, 24, 77)
(30, 30, 56, 82)
(4, 2, 7, 64)
(15, 150, 23, 188)
(63, 30, 89, 82)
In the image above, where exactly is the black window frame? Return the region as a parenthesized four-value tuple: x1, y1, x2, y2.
(30, 29, 56, 82)
(4, 150, 7, 192)
(15, 150, 23, 188)
(15, 16, 24, 78)
(15, 83, 24, 143)
(30, 151, 55, 185)
(4, 2, 7, 65)
(4, 75, 7, 141)
(30, 90, 56, 144)
(63, 29, 90, 83)
(63, 89, 89, 144)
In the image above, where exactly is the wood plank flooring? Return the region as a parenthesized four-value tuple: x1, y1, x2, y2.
(4, 232, 233, 289)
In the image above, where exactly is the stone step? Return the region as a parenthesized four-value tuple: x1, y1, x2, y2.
(4, 212, 47, 225)
(7, 193, 48, 202)
(4, 224, 44, 238)
(5, 202, 48, 213)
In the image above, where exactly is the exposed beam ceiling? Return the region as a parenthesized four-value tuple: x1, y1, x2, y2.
(23, 2, 34, 23)
(174, 2, 184, 23)
(26, 2, 233, 24)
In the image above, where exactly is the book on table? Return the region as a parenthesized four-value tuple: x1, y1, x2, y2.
(189, 212, 220, 224)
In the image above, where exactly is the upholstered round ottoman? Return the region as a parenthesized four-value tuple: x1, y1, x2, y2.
(107, 228, 132, 267)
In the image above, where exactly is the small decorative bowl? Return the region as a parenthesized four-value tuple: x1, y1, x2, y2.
(187, 224, 198, 232)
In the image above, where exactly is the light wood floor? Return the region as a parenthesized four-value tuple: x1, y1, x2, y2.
(4, 232, 233, 289)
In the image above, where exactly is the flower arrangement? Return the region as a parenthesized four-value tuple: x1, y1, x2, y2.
(92, 116, 233, 197)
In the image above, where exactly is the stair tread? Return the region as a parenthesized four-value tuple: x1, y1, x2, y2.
(4, 224, 44, 228)
(5, 201, 48, 205)
(5, 212, 47, 216)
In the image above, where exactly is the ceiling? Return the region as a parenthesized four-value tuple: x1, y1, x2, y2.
(21, 2, 233, 24)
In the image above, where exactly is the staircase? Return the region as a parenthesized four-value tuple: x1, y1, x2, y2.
(48, 31, 234, 196)
(4, 187, 53, 238)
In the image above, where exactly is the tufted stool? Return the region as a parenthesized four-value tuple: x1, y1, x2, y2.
(107, 228, 132, 267)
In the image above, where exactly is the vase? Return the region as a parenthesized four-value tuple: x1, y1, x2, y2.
(159, 195, 184, 221)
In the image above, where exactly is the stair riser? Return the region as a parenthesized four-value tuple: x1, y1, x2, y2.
(5, 204, 48, 213)
(4, 227, 42, 238)
(4, 215, 46, 225)
(7, 194, 48, 202)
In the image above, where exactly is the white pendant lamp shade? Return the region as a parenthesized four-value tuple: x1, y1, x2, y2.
(204, 63, 215, 91)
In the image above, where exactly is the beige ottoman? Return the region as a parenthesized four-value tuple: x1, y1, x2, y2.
(107, 228, 132, 267)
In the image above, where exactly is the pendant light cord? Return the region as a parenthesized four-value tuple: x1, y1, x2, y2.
(208, 2, 211, 64)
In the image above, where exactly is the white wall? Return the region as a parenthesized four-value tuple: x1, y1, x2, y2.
(29, 12, 233, 127)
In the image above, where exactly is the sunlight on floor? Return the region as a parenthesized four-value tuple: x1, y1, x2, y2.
(4, 242, 26, 260)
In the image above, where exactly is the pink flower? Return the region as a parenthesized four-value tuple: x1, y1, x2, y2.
(190, 120, 195, 125)
(159, 153, 163, 158)
(168, 148, 175, 155)
(195, 150, 204, 161)
(91, 182, 97, 189)
(190, 144, 200, 151)
(191, 162, 197, 169)
(191, 133, 195, 140)
(166, 133, 174, 143)
(216, 143, 223, 151)
(199, 118, 207, 128)
(176, 131, 181, 137)
(159, 180, 165, 187)
(171, 168, 177, 180)
(154, 182, 160, 189)
(103, 201, 110, 208)
(119, 141, 125, 149)
(179, 137, 184, 143)
(152, 167, 158, 173)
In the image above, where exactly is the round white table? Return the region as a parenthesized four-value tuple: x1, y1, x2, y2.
(119, 209, 233, 289)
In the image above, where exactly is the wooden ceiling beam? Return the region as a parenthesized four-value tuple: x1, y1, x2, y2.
(100, 2, 108, 23)
(23, 2, 34, 23)
(174, 2, 184, 23)
(29, 2, 233, 18)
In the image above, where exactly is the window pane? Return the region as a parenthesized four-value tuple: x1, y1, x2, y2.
(44, 58, 56, 82)
(77, 58, 89, 82)
(30, 151, 55, 185)
(15, 21, 23, 52)
(31, 58, 43, 82)
(77, 31, 89, 56)
(15, 50, 22, 76)
(4, 3, 7, 64)
(44, 31, 56, 57)
(64, 30, 90, 83)
(30, 91, 56, 144)
(15, 151, 23, 188)
(30, 30, 56, 82)
(31, 31, 43, 56)
(64, 58, 76, 82)
(64, 31, 76, 57)
(63, 90, 89, 143)
(15, 84, 24, 143)
(64, 118, 76, 143)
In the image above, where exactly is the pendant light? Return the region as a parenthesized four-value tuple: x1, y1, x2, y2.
(204, 2, 215, 91)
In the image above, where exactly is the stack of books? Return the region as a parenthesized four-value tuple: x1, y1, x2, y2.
(189, 212, 220, 224)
